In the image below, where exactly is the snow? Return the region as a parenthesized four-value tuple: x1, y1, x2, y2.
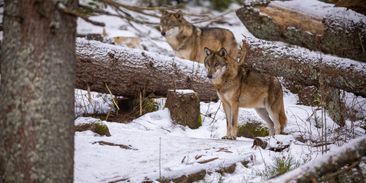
(74, 0, 366, 182)
(75, 122, 255, 182)
(270, 0, 366, 24)
(172, 89, 196, 95)
(268, 136, 366, 183)
(75, 89, 115, 117)
(74, 89, 365, 182)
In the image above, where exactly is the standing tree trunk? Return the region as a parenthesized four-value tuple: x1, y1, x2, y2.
(0, 0, 76, 182)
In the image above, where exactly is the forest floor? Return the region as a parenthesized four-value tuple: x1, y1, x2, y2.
(74, 0, 366, 182)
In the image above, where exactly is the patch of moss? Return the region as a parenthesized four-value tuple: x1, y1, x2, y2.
(237, 121, 269, 138)
(197, 115, 202, 127)
(75, 120, 111, 136)
(211, 0, 232, 11)
(92, 121, 111, 136)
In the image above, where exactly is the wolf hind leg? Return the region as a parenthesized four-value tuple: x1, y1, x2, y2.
(266, 106, 281, 135)
(255, 108, 275, 136)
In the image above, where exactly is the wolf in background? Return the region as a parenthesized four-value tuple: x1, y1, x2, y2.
(160, 10, 238, 63)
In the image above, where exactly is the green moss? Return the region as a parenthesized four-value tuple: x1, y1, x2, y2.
(211, 0, 232, 11)
(237, 121, 269, 138)
(197, 115, 202, 127)
(93, 121, 111, 136)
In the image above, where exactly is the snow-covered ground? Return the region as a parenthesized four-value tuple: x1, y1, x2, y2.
(74, 89, 364, 182)
(74, 0, 365, 182)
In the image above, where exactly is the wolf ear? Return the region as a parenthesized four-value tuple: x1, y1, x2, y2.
(160, 9, 168, 15)
(175, 10, 183, 19)
(218, 48, 227, 57)
(204, 47, 212, 56)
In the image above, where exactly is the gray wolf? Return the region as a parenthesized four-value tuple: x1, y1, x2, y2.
(160, 10, 238, 63)
(203, 47, 287, 139)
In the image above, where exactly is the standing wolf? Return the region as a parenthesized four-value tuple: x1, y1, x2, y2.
(203, 47, 287, 139)
(160, 10, 238, 63)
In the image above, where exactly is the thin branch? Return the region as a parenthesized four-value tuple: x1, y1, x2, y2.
(192, 10, 234, 25)
(57, 2, 105, 26)
(105, 83, 120, 111)
(101, 0, 161, 18)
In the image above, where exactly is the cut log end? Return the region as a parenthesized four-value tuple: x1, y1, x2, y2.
(165, 89, 202, 129)
(258, 5, 324, 36)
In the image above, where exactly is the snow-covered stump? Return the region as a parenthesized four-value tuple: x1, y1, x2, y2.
(165, 89, 201, 129)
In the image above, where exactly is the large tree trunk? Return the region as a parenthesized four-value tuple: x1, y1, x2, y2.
(240, 37, 366, 98)
(236, 1, 366, 62)
(0, 0, 76, 182)
(267, 136, 366, 183)
(75, 39, 218, 101)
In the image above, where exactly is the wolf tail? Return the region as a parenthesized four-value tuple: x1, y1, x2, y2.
(279, 104, 287, 133)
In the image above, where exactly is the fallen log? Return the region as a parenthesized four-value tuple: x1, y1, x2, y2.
(267, 136, 366, 182)
(75, 39, 218, 101)
(236, 0, 366, 62)
(333, 0, 366, 16)
(241, 36, 366, 98)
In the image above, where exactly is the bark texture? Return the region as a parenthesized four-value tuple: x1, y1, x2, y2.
(0, 0, 76, 182)
(319, 80, 345, 126)
(75, 39, 218, 101)
(236, 3, 366, 62)
(165, 90, 201, 129)
(267, 136, 366, 183)
(241, 38, 366, 98)
(333, 0, 366, 16)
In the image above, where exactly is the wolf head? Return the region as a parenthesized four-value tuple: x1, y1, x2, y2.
(203, 47, 229, 80)
(160, 10, 191, 37)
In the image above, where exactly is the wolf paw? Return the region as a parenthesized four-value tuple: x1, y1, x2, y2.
(222, 136, 236, 140)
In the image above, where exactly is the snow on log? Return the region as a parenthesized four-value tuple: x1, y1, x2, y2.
(333, 0, 366, 16)
(241, 36, 366, 98)
(236, 0, 366, 62)
(75, 39, 218, 101)
(267, 136, 366, 182)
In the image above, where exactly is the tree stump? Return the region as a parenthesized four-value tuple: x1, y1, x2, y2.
(165, 89, 201, 129)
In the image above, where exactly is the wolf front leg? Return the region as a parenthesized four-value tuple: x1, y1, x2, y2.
(230, 102, 239, 139)
(221, 100, 233, 139)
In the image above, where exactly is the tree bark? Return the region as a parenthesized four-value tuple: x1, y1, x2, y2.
(267, 136, 366, 183)
(165, 90, 201, 129)
(240, 37, 366, 98)
(0, 0, 76, 182)
(333, 0, 366, 16)
(236, 2, 366, 62)
(75, 39, 218, 101)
